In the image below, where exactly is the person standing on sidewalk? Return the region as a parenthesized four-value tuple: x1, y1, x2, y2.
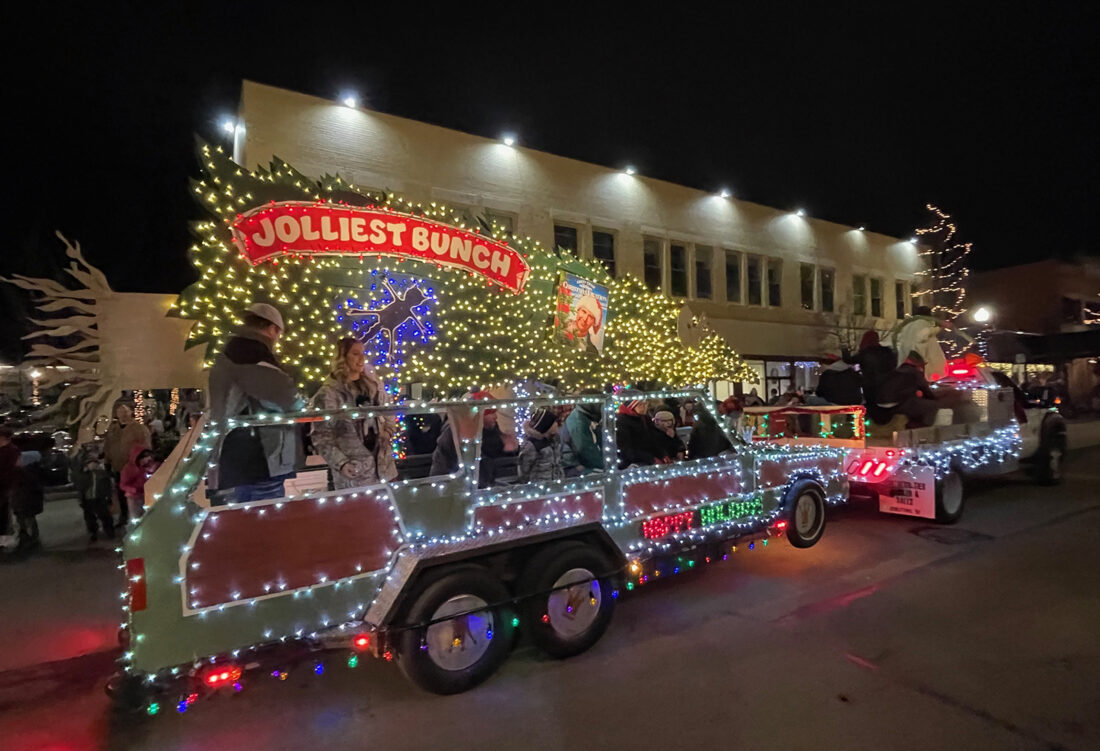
(11, 450, 44, 551)
(208, 303, 303, 505)
(0, 427, 20, 547)
(70, 440, 115, 542)
(103, 403, 151, 528)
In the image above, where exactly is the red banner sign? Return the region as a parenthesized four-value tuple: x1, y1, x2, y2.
(230, 201, 530, 293)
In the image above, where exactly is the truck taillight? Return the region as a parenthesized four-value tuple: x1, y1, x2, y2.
(126, 558, 147, 612)
(203, 665, 242, 688)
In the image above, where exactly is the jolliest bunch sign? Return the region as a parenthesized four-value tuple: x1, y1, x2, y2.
(231, 201, 530, 293)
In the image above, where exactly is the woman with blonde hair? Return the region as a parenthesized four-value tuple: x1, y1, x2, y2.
(310, 337, 398, 489)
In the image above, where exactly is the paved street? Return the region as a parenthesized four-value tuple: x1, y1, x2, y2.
(2, 448, 1099, 751)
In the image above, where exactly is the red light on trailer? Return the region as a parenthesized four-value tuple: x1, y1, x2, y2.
(353, 634, 371, 650)
(774, 520, 788, 530)
(886, 450, 896, 457)
(951, 368, 971, 376)
(202, 665, 242, 688)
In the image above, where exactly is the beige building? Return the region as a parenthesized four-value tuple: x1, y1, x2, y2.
(233, 80, 923, 398)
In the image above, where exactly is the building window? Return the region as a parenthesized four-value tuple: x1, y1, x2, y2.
(747, 255, 763, 305)
(725, 251, 742, 304)
(592, 230, 616, 277)
(643, 237, 663, 292)
(870, 278, 883, 318)
(554, 225, 578, 255)
(695, 245, 713, 299)
(800, 263, 815, 310)
(670, 244, 688, 297)
(852, 274, 868, 316)
(767, 259, 782, 307)
(895, 281, 907, 318)
(820, 268, 835, 313)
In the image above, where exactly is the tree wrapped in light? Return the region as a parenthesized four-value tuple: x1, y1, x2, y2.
(175, 141, 756, 393)
(913, 204, 971, 320)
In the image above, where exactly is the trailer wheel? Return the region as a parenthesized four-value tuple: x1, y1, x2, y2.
(1034, 432, 1066, 486)
(934, 470, 965, 524)
(784, 481, 827, 548)
(518, 542, 617, 659)
(395, 567, 515, 695)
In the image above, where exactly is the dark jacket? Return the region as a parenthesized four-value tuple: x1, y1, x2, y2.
(816, 364, 864, 406)
(10, 457, 44, 517)
(652, 428, 685, 462)
(687, 410, 733, 459)
(878, 363, 934, 406)
(406, 413, 443, 455)
(615, 413, 661, 468)
(851, 344, 896, 405)
(208, 328, 303, 489)
(0, 442, 20, 497)
(429, 421, 513, 487)
(518, 433, 564, 483)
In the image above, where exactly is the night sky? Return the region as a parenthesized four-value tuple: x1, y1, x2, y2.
(4, 4, 1098, 360)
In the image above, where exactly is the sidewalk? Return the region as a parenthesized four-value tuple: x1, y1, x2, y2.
(1067, 418, 1100, 449)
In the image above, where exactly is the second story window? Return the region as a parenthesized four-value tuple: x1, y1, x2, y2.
(895, 281, 908, 318)
(747, 255, 763, 305)
(870, 278, 883, 318)
(800, 263, 815, 310)
(554, 225, 578, 255)
(725, 251, 742, 303)
(670, 244, 688, 297)
(767, 259, 782, 307)
(485, 210, 514, 236)
(643, 237, 663, 292)
(820, 268, 835, 313)
(695, 245, 713, 299)
(592, 230, 616, 277)
(852, 274, 868, 316)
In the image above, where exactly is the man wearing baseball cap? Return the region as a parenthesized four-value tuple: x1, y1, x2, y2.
(207, 303, 304, 504)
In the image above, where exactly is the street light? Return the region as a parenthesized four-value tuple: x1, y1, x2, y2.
(973, 306, 992, 323)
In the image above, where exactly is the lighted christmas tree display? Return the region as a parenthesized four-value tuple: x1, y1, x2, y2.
(175, 142, 755, 393)
(913, 204, 971, 320)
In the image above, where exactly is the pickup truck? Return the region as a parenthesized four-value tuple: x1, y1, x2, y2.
(113, 389, 847, 706)
(743, 358, 1066, 524)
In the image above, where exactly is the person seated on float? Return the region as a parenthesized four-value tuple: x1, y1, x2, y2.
(517, 407, 564, 483)
(889, 306, 950, 381)
(651, 410, 686, 461)
(561, 400, 604, 475)
(615, 392, 666, 469)
(815, 353, 863, 406)
(429, 390, 518, 487)
(844, 330, 896, 406)
(872, 350, 940, 428)
(687, 401, 735, 459)
(741, 388, 765, 408)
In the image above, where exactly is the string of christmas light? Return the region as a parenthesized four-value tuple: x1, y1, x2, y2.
(912, 204, 971, 320)
(173, 142, 756, 393)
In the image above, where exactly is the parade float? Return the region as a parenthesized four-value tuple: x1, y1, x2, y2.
(108, 143, 851, 708)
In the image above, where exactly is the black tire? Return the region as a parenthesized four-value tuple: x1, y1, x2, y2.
(934, 470, 965, 524)
(518, 542, 617, 659)
(784, 480, 827, 548)
(1034, 432, 1066, 486)
(395, 567, 515, 695)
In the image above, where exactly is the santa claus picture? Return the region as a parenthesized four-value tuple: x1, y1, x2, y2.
(553, 272, 609, 356)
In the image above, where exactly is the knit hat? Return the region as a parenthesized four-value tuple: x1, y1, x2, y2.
(578, 402, 601, 421)
(616, 389, 646, 415)
(859, 330, 879, 351)
(526, 407, 557, 434)
(718, 396, 743, 415)
(653, 410, 675, 423)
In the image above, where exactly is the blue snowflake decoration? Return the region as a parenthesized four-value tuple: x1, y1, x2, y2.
(342, 274, 436, 372)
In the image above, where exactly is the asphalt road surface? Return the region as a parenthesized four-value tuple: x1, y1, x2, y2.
(2, 448, 1099, 751)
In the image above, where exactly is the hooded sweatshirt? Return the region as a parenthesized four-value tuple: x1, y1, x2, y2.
(119, 444, 156, 500)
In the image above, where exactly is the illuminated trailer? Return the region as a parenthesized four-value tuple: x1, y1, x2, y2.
(743, 358, 1066, 524)
(111, 390, 846, 709)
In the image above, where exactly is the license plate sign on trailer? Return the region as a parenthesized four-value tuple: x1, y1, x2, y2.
(878, 465, 936, 519)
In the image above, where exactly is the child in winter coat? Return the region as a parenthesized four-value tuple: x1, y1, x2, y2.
(71, 441, 115, 541)
(119, 446, 160, 522)
(518, 407, 564, 483)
